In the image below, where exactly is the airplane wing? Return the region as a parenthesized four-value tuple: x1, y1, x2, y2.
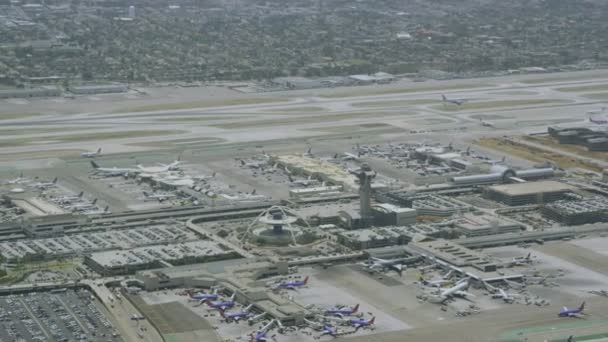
(563, 307, 568, 312)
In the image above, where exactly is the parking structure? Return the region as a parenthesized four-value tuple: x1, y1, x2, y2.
(0, 288, 122, 342)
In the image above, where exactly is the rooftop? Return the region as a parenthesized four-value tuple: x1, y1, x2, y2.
(487, 180, 574, 196)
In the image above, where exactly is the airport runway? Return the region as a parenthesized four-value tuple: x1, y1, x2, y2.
(1, 70, 608, 164)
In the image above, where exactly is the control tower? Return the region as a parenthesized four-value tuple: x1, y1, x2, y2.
(350, 163, 376, 228)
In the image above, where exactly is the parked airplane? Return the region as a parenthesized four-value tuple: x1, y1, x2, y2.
(32, 177, 58, 189)
(7, 172, 28, 185)
(442, 94, 467, 105)
(187, 289, 219, 304)
(130, 314, 145, 321)
(428, 278, 473, 303)
(207, 294, 236, 310)
(348, 317, 375, 330)
(321, 324, 338, 337)
(363, 257, 408, 275)
(143, 191, 176, 202)
(55, 192, 84, 203)
(137, 159, 182, 173)
(250, 319, 275, 341)
(90, 161, 140, 176)
(558, 302, 585, 318)
(483, 156, 506, 165)
(220, 304, 254, 322)
(492, 289, 517, 303)
(273, 276, 309, 290)
(81, 148, 102, 158)
(508, 253, 533, 267)
(239, 159, 265, 169)
(324, 304, 359, 318)
(341, 152, 361, 161)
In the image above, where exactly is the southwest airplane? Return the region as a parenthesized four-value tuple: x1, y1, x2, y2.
(349, 317, 375, 330)
(187, 289, 218, 304)
(321, 324, 338, 337)
(325, 304, 359, 318)
(250, 319, 275, 341)
(558, 302, 585, 317)
(274, 276, 309, 290)
(207, 293, 236, 310)
(220, 304, 254, 322)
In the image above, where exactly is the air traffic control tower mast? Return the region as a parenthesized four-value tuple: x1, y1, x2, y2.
(351, 163, 376, 228)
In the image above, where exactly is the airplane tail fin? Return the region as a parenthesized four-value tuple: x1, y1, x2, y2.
(441, 95, 447, 101)
(303, 276, 309, 285)
(369, 317, 375, 325)
(580, 301, 585, 312)
(104, 205, 110, 213)
(352, 304, 359, 313)
(78, 191, 84, 197)
(97, 148, 102, 153)
(52, 177, 58, 183)
(90, 161, 100, 169)
(229, 293, 236, 301)
(240, 159, 245, 166)
(92, 198, 98, 205)
(219, 309, 226, 318)
(143, 191, 149, 196)
(526, 252, 531, 260)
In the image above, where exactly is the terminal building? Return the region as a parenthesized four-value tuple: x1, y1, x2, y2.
(408, 240, 498, 272)
(449, 212, 524, 237)
(336, 226, 413, 250)
(484, 180, 574, 206)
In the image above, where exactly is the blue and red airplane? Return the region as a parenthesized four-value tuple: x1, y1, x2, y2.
(274, 276, 309, 290)
(220, 304, 254, 322)
(250, 319, 275, 341)
(324, 304, 359, 318)
(187, 288, 218, 304)
(207, 293, 236, 310)
(559, 302, 585, 318)
(349, 316, 375, 330)
(321, 324, 338, 337)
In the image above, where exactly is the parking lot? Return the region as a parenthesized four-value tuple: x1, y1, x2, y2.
(0, 289, 122, 342)
(0, 224, 198, 260)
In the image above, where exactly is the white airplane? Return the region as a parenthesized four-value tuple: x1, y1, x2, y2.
(492, 289, 517, 303)
(340, 152, 361, 161)
(507, 252, 533, 267)
(480, 119, 495, 128)
(143, 191, 176, 202)
(7, 172, 28, 185)
(32, 177, 58, 189)
(81, 148, 102, 158)
(442, 94, 467, 105)
(137, 159, 182, 173)
(483, 156, 506, 165)
(363, 257, 408, 275)
(428, 278, 473, 303)
(90, 161, 140, 176)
